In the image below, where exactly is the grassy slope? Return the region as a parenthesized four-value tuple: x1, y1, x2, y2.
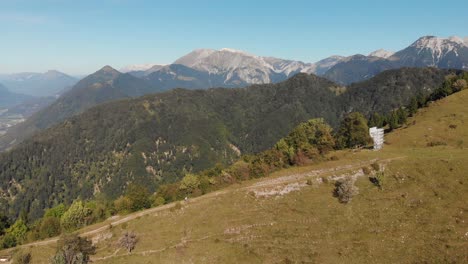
(5, 90, 468, 263)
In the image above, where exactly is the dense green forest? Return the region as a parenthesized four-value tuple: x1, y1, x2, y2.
(0, 68, 465, 225)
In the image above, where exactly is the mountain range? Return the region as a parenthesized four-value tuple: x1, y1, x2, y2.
(0, 70, 78, 97)
(124, 48, 344, 88)
(122, 35, 467, 86)
(325, 36, 468, 84)
(1, 36, 465, 100)
(0, 67, 462, 220)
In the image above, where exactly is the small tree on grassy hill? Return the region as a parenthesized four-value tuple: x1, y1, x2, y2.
(118, 231, 138, 253)
(50, 233, 95, 264)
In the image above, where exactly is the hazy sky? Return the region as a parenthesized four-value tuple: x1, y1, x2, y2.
(1, 0, 467, 75)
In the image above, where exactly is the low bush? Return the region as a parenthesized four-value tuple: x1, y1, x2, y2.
(427, 140, 447, 147)
(333, 178, 359, 203)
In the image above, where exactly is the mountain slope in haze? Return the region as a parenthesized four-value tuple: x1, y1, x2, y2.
(0, 70, 78, 97)
(324, 36, 468, 84)
(0, 83, 33, 108)
(0, 67, 460, 221)
(0, 66, 159, 151)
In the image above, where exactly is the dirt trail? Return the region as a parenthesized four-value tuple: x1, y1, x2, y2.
(16, 156, 403, 250)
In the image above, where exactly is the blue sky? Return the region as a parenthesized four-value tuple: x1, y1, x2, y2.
(1, 0, 467, 75)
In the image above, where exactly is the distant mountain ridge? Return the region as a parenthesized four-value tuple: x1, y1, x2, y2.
(124, 48, 342, 88)
(368, 49, 394, 58)
(0, 70, 78, 97)
(325, 35, 468, 84)
(0, 83, 33, 108)
(121, 35, 467, 87)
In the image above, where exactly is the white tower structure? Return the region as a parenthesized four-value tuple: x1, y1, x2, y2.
(369, 127, 384, 150)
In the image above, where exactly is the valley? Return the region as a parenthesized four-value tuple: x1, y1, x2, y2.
(0, 110, 25, 137)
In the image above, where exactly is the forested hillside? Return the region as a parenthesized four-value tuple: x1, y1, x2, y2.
(0, 68, 463, 222)
(340, 67, 456, 114)
(0, 66, 159, 151)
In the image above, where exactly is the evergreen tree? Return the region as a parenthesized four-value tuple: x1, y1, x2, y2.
(396, 108, 408, 125)
(336, 112, 372, 149)
(408, 97, 418, 116)
(387, 111, 399, 131)
(368, 112, 385, 128)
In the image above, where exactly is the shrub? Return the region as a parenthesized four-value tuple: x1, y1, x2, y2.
(44, 204, 67, 219)
(12, 250, 31, 264)
(114, 196, 133, 214)
(179, 174, 201, 194)
(5, 219, 28, 246)
(292, 150, 308, 166)
(362, 167, 371, 175)
(60, 201, 91, 232)
(369, 171, 385, 189)
(12, 251, 31, 264)
(370, 162, 380, 171)
(118, 231, 138, 253)
(125, 184, 151, 211)
(1, 233, 17, 248)
(152, 196, 166, 207)
(427, 140, 447, 147)
(333, 178, 359, 203)
(170, 202, 183, 212)
(39, 217, 61, 238)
